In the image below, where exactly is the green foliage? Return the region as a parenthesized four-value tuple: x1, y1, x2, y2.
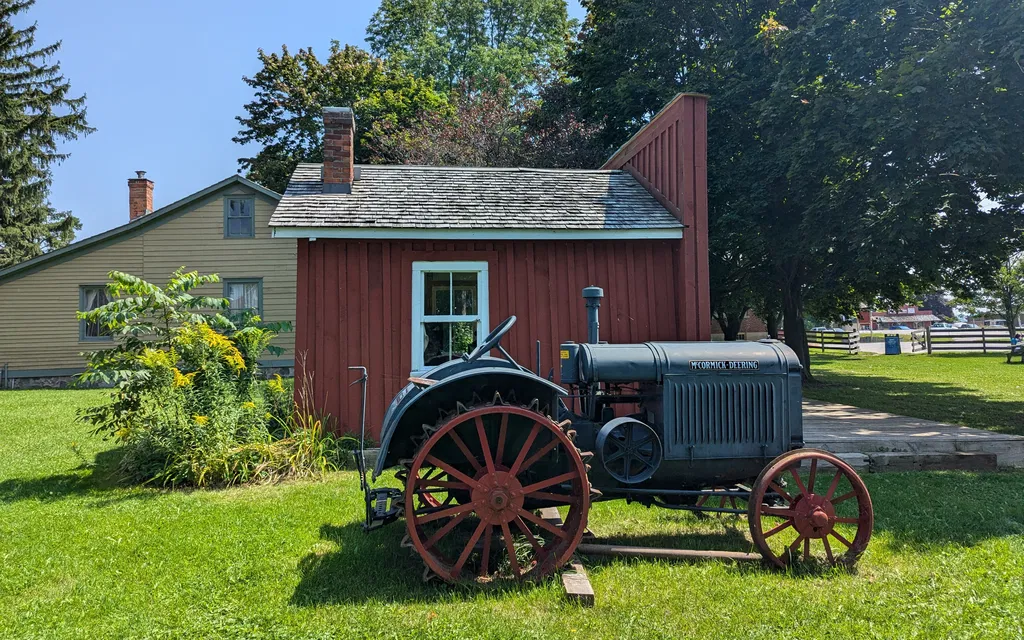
(563, 0, 1024, 376)
(367, 80, 607, 168)
(959, 256, 1024, 335)
(0, 0, 93, 268)
(76, 269, 339, 487)
(233, 43, 446, 193)
(367, 0, 576, 94)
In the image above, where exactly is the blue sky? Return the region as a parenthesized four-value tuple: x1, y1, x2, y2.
(22, 0, 586, 239)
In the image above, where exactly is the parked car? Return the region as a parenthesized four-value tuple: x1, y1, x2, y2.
(953, 322, 980, 329)
(889, 325, 912, 331)
(811, 326, 844, 332)
(931, 322, 953, 329)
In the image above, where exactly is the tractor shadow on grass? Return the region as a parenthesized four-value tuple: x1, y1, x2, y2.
(291, 521, 540, 605)
(0, 447, 152, 505)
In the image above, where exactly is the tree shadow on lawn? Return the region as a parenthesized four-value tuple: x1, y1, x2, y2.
(805, 359, 1024, 436)
(0, 447, 154, 505)
(866, 470, 1024, 550)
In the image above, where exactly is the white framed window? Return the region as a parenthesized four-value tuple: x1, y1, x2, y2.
(411, 261, 489, 372)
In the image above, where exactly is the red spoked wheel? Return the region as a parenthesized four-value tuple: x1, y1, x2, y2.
(749, 449, 873, 568)
(404, 402, 590, 582)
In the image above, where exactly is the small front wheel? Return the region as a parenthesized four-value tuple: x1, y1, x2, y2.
(748, 449, 873, 568)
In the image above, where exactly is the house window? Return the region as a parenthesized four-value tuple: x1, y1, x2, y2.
(224, 278, 263, 316)
(411, 261, 489, 372)
(224, 196, 255, 238)
(79, 285, 111, 341)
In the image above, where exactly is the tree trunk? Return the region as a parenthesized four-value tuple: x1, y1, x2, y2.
(765, 310, 782, 340)
(781, 280, 812, 381)
(715, 308, 748, 341)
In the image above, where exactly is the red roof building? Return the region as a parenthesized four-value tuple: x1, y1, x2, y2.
(269, 95, 712, 437)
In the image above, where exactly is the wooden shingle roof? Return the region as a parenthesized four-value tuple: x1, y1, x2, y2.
(269, 164, 683, 237)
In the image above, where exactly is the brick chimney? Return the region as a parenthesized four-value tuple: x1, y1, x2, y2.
(322, 107, 355, 193)
(128, 171, 154, 221)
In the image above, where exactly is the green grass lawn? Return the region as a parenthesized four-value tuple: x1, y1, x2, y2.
(2, 390, 1024, 638)
(805, 353, 1024, 436)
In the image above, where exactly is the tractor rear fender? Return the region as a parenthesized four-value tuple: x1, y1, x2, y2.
(373, 367, 567, 479)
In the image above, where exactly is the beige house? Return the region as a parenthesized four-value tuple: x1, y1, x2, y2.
(0, 173, 295, 386)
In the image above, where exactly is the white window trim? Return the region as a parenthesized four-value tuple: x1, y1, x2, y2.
(411, 261, 489, 374)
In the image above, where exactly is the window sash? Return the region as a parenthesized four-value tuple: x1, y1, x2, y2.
(411, 262, 488, 372)
(224, 197, 255, 238)
(80, 286, 111, 341)
(224, 279, 262, 315)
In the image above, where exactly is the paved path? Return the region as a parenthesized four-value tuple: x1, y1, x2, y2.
(803, 400, 1024, 468)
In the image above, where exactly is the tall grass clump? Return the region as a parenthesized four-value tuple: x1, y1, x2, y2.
(77, 268, 343, 487)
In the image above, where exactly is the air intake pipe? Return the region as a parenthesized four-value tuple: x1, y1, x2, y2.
(583, 286, 604, 344)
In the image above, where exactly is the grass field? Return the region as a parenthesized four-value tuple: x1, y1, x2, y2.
(805, 353, 1024, 436)
(2, 389, 1024, 638)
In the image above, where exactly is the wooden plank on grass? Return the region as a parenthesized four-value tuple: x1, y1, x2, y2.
(561, 563, 595, 607)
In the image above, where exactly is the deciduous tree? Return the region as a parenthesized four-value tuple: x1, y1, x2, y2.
(367, 0, 576, 94)
(563, 0, 1024, 376)
(234, 43, 445, 193)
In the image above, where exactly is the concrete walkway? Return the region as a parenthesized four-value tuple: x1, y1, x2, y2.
(803, 400, 1024, 469)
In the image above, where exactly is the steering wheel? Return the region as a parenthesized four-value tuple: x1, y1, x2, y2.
(464, 316, 516, 362)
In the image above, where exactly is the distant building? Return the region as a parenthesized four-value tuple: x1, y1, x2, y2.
(858, 306, 942, 330)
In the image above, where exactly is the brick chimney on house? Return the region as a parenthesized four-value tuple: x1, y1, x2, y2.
(128, 171, 154, 221)
(322, 107, 355, 193)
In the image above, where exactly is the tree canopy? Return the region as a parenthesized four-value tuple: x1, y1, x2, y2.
(367, 0, 576, 93)
(563, 0, 1024, 375)
(233, 43, 445, 193)
(0, 0, 92, 269)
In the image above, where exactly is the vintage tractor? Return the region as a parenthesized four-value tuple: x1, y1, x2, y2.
(354, 288, 873, 582)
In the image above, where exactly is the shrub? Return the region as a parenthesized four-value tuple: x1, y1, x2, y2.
(77, 268, 342, 487)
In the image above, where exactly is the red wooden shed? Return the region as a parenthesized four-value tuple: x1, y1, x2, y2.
(270, 95, 711, 438)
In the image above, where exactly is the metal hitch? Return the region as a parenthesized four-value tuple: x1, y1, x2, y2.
(364, 488, 403, 532)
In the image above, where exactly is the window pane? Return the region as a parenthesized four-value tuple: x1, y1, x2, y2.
(227, 198, 252, 218)
(227, 282, 260, 312)
(423, 272, 451, 315)
(422, 321, 478, 367)
(451, 272, 477, 315)
(82, 287, 110, 338)
(238, 216, 253, 237)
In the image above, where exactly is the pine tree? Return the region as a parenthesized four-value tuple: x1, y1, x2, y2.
(0, 0, 92, 269)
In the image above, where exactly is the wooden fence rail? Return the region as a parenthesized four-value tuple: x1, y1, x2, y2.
(802, 330, 860, 354)
(926, 327, 1012, 354)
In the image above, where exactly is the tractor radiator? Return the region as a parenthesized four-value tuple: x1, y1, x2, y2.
(662, 375, 787, 459)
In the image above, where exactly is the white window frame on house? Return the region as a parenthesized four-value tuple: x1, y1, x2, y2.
(411, 261, 489, 373)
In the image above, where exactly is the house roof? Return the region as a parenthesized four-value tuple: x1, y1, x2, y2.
(269, 164, 684, 240)
(0, 175, 280, 285)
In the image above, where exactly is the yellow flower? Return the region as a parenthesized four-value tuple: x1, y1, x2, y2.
(242, 401, 256, 410)
(193, 415, 209, 426)
(267, 374, 285, 394)
(172, 368, 196, 387)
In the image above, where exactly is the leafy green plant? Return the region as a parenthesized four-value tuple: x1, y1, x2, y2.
(76, 269, 339, 487)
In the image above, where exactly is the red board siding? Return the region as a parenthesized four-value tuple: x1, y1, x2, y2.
(602, 93, 711, 341)
(295, 238, 685, 438)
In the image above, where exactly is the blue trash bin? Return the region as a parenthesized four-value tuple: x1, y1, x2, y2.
(884, 334, 901, 355)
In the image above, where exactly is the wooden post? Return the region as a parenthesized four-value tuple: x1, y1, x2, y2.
(926, 327, 932, 354)
(982, 326, 987, 354)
